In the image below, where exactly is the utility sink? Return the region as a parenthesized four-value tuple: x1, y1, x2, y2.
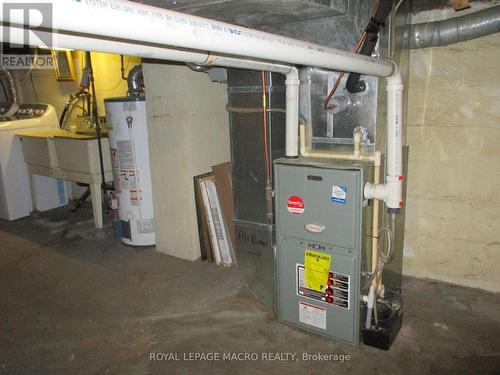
(17, 129, 112, 176)
(54, 135, 112, 176)
(17, 130, 60, 170)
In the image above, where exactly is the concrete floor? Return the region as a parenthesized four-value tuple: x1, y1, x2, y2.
(1, 204, 499, 375)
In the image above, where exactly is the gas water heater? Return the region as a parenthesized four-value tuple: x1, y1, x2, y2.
(104, 97, 155, 246)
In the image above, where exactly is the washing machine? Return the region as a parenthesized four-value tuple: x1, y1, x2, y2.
(0, 103, 67, 221)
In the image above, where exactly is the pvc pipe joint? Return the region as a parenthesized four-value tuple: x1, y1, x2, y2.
(364, 176, 404, 209)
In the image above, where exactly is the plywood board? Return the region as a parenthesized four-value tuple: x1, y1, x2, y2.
(211, 162, 236, 253)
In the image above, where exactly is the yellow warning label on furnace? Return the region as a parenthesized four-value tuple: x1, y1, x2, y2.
(304, 250, 331, 292)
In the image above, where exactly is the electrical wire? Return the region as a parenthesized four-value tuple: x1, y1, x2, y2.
(96, 55, 133, 93)
(395, 0, 404, 13)
(108, 55, 131, 92)
(364, 226, 393, 290)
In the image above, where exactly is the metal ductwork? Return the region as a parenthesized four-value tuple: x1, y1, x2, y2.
(127, 65, 143, 96)
(410, 5, 500, 49)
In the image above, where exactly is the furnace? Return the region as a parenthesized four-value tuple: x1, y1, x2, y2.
(275, 158, 372, 345)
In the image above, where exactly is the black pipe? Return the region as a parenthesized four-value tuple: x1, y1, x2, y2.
(85, 52, 107, 193)
(70, 187, 91, 213)
(120, 55, 127, 80)
(59, 101, 70, 128)
(346, 0, 394, 93)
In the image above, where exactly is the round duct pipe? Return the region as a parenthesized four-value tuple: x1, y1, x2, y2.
(410, 5, 500, 49)
(127, 65, 143, 96)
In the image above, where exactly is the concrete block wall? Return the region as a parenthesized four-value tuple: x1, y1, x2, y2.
(404, 6, 500, 292)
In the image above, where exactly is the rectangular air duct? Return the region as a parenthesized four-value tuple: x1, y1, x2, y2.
(228, 69, 286, 306)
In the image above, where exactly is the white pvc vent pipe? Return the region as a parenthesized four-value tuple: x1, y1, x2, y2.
(364, 66, 404, 210)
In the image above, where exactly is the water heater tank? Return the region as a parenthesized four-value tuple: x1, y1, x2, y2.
(104, 96, 155, 246)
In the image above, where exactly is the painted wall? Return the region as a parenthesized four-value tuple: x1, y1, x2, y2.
(142, 63, 230, 261)
(16, 52, 141, 127)
(404, 5, 500, 292)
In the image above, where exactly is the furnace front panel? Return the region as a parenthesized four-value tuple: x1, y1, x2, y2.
(275, 158, 373, 345)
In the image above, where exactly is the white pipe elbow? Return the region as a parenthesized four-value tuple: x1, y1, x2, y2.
(286, 66, 300, 82)
(387, 62, 403, 89)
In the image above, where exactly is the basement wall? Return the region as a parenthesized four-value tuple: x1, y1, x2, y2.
(142, 64, 230, 261)
(16, 52, 140, 123)
(404, 5, 500, 292)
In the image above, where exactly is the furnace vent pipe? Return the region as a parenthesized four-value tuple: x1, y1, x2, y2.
(127, 65, 144, 96)
(410, 5, 500, 48)
(2, 28, 293, 75)
(285, 68, 300, 157)
(364, 64, 404, 211)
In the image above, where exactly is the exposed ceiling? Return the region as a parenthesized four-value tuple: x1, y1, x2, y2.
(131, 0, 489, 30)
(130, 0, 350, 28)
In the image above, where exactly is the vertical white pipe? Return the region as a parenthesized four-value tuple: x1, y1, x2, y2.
(365, 285, 375, 329)
(386, 68, 404, 178)
(364, 65, 404, 210)
(385, 66, 404, 210)
(285, 68, 300, 157)
(371, 152, 381, 288)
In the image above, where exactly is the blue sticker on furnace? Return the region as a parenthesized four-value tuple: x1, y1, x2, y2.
(331, 185, 347, 204)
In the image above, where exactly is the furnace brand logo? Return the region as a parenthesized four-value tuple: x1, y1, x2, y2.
(1, 2, 54, 69)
